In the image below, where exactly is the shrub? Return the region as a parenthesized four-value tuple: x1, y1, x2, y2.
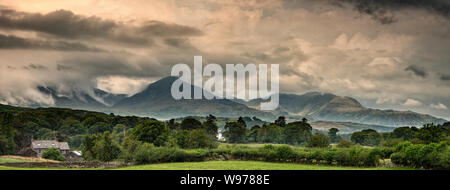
(334, 149, 351, 166)
(381, 138, 404, 147)
(390, 142, 449, 169)
(390, 152, 407, 166)
(379, 147, 395, 159)
(262, 144, 275, 150)
(223, 121, 248, 143)
(366, 148, 381, 166)
(82, 132, 122, 162)
(323, 149, 337, 164)
(128, 143, 218, 164)
(307, 134, 330, 148)
(336, 140, 355, 148)
(133, 143, 157, 164)
(174, 129, 218, 149)
(93, 131, 122, 162)
(351, 129, 381, 146)
(131, 120, 169, 146)
(42, 147, 65, 161)
(120, 136, 143, 162)
(275, 145, 296, 160)
(122, 144, 395, 167)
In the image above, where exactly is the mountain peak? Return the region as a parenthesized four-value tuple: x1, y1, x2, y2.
(142, 76, 179, 91)
(112, 76, 275, 119)
(323, 96, 364, 111)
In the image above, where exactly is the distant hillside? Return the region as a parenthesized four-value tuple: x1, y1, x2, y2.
(0, 104, 29, 112)
(173, 116, 268, 129)
(310, 121, 395, 134)
(236, 92, 446, 127)
(113, 77, 276, 120)
(0, 103, 152, 152)
(174, 115, 394, 134)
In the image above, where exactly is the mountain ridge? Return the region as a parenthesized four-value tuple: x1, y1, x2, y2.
(31, 76, 447, 127)
(237, 92, 446, 127)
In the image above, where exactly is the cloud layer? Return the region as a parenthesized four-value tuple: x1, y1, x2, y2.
(332, 0, 450, 24)
(0, 0, 449, 120)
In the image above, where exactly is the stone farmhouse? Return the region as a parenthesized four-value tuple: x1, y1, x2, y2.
(31, 140, 70, 158)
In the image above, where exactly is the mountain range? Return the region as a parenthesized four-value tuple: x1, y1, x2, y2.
(34, 76, 446, 127)
(237, 92, 446, 127)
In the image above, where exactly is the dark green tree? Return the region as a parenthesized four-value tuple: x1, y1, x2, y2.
(328, 128, 340, 143)
(351, 129, 381, 146)
(223, 121, 248, 143)
(92, 131, 121, 162)
(120, 135, 143, 162)
(0, 135, 11, 155)
(180, 117, 202, 130)
(82, 116, 108, 128)
(283, 121, 312, 145)
(174, 129, 217, 149)
(301, 117, 308, 123)
(391, 127, 417, 140)
(131, 120, 169, 146)
(0, 112, 16, 155)
(88, 122, 112, 134)
(237, 116, 247, 127)
(257, 124, 283, 143)
(307, 133, 330, 148)
(42, 147, 65, 161)
(167, 119, 180, 131)
(68, 134, 85, 149)
(202, 114, 218, 139)
(60, 119, 86, 136)
(247, 125, 260, 142)
(274, 116, 286, 127)
(336, 139, 355, 148)
(416, 124, 446, 143)
(80, 134, 99, 160)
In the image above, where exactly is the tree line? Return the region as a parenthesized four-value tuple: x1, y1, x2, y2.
(1, 105, 449, 168)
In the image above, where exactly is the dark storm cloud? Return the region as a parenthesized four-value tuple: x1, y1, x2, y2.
(0, 9, 203, 46)
(140, 21, 203, 37)
(405, 65, 428, 78)
(59, 54, 169, 78)
(441, 74, 450, 81)
(332, 0, 450, 24)
(163, 38, 197, 49)
(0, 9, 116, 38)
(0, 34, 102, 51)
(56, 64, 72, 71)
(23, 63, 47, 70)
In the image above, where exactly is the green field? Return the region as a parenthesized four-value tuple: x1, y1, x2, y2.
(0, 166, 94, 170)
(0, 156, 415, 170)
(0, 158, 31, 164)
(0, 161, 413, 170)
(118, 161, 413, 170)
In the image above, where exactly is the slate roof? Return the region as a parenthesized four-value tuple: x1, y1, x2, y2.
(31, 140, 70, 150)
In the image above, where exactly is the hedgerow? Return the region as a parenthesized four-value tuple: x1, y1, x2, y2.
(124, 144, 384, 167)
(121, 142, 449, 169)
(390, 142, 449, 169)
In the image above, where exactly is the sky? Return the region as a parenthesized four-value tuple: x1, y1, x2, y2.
(0, 0, 449, 120)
